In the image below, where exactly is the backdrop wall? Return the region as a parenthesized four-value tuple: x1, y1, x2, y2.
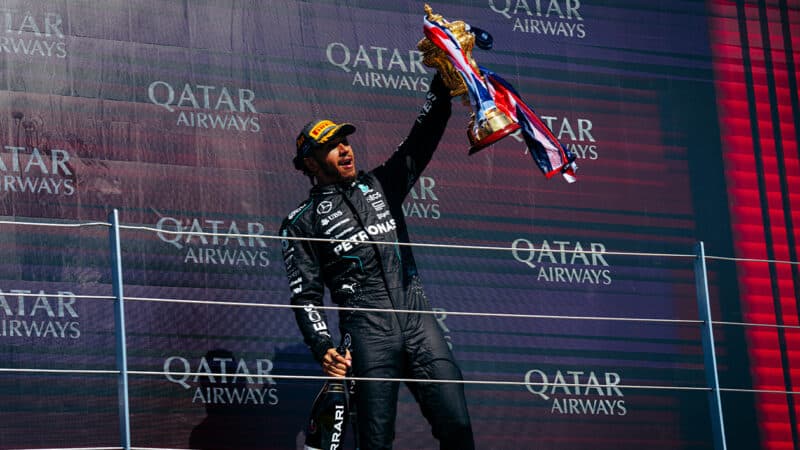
(0, 1, 797, 449)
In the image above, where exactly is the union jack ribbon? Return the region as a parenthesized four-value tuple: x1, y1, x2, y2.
(423, 16, 496, 125)
(423, 16, 577, 182)
(483, 68, 578, 182)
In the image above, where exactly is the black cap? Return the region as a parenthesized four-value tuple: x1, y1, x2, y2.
(293, 119, 356, 170)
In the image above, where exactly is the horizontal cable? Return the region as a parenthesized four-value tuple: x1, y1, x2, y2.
(0, 292, 115, 300)
(719, 387, 800, 395)
(132, 448, 190, 450)
(704, 254, 800, 266)
(7, 291, 795, 332)
(0, 292, 790, 329)
(134, 370, 711, 392)
(9, 447, 121, 450)
(711, 320, 800, 330)
(6, 367, 797, 396)
(124, 295, 701, 325)
(122, 223, 800, 266)
(0, 218, 796, 266)
(0, 368, 119, 375)
(122, 224, 699, 259)
(0, 219, 110, 229)
(7, 292, 796, 329)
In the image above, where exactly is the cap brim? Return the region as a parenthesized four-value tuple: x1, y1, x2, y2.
(317, 123, 356, 145)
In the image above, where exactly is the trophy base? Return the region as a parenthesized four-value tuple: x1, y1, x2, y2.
(468, 122, 520, 155)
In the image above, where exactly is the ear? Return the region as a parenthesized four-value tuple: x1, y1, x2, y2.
(303, 156, 320, 174)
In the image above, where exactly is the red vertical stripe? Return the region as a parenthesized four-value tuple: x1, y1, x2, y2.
(709, 0, 800, 448)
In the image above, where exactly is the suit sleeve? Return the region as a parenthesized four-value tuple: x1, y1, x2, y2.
(373, 73, 452, 205)
(280, 219, 334, 363)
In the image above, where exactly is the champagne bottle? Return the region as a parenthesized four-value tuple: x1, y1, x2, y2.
(304, 334, 352, 450)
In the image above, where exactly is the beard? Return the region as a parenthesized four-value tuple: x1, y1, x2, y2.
(313, 154, 356, 184)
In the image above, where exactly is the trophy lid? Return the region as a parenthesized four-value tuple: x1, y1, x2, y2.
(424, 4, 443, 23)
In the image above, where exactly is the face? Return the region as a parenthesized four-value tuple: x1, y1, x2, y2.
(306, 137, 356, 185)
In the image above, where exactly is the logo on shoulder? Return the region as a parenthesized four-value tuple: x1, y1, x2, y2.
(317, 200, 333, 214)
(287, 202, 309, 221)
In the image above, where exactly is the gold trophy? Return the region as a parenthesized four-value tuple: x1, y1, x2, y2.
(418, 4, 520, 154)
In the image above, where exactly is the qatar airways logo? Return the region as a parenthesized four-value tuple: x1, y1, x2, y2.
(541, 116, 598, 160)
(508, 115, 598, 160)
(164, 355, 279, 406)
(524, 368, 627, 416)
(156, 217, 271, 267)
(0, 289, 80, 339)
(147, 82, 261, 132)
(1, 145, 76, 196)
(0, 9, 67, 58)
(326, 42, 430, 92)
(512, 238, 611, 285)
(404, 176, 440, 220)
(488, 0, 586, 39)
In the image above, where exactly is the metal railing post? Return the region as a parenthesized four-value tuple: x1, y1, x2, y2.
(109, 209, 131, 450)
(694, 241, 727, 450)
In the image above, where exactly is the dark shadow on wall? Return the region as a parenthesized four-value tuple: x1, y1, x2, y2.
(188, 346, 320, 450)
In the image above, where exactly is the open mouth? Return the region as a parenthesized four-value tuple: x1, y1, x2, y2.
(339, 157, 353, 168)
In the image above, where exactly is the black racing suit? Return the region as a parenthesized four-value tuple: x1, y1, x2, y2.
(280, 78, 474, 450)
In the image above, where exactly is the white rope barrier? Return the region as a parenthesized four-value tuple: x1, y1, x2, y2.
(0, 219, 110, 228)
(11, 291, 799, 330)
(0, 368, 118, 375)
(0, 292, 116, 300)
(711, 320, 800, 330)
(3, 367, 798, 396)
(132, 447, 191, 450)
(0, 367, 714, 394)
(1, 217, 797, 265)
(136, 370, 716, 391)
(704, 254, 800, 266)
(10, 447, 121, 450)
(123, 223, 700, 258)
(719, 387, 800, 395)
(1, 218, 799, 405)
(11, 288, 800, 330)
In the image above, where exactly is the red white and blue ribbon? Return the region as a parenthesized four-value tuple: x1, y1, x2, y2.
(483, 68, 578, 182)
(423, 15, 577, 182)
(423, 16, 497, 128)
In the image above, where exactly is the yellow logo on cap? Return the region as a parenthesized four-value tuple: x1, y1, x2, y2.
(309, 120, 335, 140)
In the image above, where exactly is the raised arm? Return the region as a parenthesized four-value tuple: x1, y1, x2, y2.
(373, 73, 452, 205)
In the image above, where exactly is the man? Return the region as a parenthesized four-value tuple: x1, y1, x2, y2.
(279, 73, 474, 450)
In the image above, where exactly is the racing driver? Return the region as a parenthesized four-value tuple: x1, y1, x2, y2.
(279, 73, 474, 449)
